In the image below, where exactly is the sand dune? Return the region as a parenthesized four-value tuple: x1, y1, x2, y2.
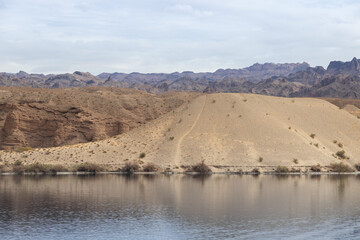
(2, 93, 360, 172)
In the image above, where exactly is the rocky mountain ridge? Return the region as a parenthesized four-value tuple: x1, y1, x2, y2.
(1, 58, 360, 98)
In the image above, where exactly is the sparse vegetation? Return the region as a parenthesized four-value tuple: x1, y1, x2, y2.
(189, 161, 212, 174)
(336, 150, 347, 159)
(143, 163, 158, 172)
(355, 164, 360, 171)
(275, 166, 289, 173)
(337, 142, 343, 148)
(329, 163, 354, 172)
(258, 157, 263, 163)
(139, 152, 146, 158)
(25, 163, 50, 174)
(251, 168, 260, 174)
(122, 162, 140, 174)
(314, 143, 319, 148)
(169, 136, 174, 141)
(76, 162, 103, 173)
(310, 133, 316, 139)
(293, 158, 299, 164)
(212, 100, 216, 103)
(14, 147, 34, 153)
(333, 140, 337, 144)
(14, 160, 23, 166)
(310, 164, 321, 172)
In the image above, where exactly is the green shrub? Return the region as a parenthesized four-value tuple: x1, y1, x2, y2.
(169, 137, 174, 141)
(258, 157, 263, 163)
(275, 166, 289, 173)
(329, 163, 354, 172)
(189, 161, 212, 174)
(293, 158, 299, 164)
(139, 152, 146, 158)
(252, 168, 260, 174)
(310, 133, 316, 139)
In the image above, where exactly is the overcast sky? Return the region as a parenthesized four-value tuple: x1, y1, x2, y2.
(0, 0, 359, 74)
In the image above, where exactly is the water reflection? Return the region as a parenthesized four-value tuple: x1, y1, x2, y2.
(1, 175, 360, 239)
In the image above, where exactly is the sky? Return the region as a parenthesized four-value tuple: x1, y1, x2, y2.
(0, 0, 360, 74)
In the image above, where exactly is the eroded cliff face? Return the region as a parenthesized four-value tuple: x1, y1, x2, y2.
(0, 87, 197, 150)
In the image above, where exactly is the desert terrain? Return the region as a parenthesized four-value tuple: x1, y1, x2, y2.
(1, 93, 360, 173)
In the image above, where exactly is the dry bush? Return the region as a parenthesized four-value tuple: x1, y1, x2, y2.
(14, 147, 34, 153)
(122, 162, 140, 174)
(329, 163, 354, 172)
(252, 168, 260, 174)
(354, 164, 360, 171)
(310, 133, 316, 139)
(336, 150, 347, 159)
(275, 166, 289, 173)
(76, 162, 103, 173)
(25, 163, 49, 174)
(310, 164, 321, 172)
(143, 163, 158, 172)
(293, 158, 299, 164)
(139, 152, 146, 158)
(49, 165, 68, 174)
(189, 161, 212, 174)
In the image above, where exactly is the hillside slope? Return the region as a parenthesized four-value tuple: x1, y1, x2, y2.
(0, 87, 198, 149)
(2, 93, 360, 171)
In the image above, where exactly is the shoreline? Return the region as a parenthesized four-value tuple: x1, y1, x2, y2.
(1, 171, 359, 176)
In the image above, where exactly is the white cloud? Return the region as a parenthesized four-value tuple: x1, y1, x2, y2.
(0, 0, 359, 74)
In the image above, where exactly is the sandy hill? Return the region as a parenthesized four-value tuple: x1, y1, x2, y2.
(2, 93, 360, 172)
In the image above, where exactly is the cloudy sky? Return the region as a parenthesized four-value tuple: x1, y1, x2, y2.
(0, 0, 359, 74)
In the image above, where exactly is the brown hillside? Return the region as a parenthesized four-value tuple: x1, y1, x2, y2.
(0, 87, 199, 149)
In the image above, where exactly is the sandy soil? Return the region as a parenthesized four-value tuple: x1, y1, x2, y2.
(1, 93, 360, 172)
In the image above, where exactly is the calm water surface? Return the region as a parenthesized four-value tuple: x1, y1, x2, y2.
(1, 174, 360, 239)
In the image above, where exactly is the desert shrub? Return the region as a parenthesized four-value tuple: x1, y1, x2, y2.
(333, 140, 337, 144)
(25, 163, 49, 174)
(258, 157, 263, 163)
(76, 162, 103, 173)
(14, 160, 23, 166)
(337, 142, 343, 148)
(275, 166, 289, 173)
(143, 163, 158, 172)
(169, 137, 174, 141)
(49, 165, 68, 174)
(251, 168, 260, 174)
(12, 165, 25, 174)
(314, 143, 319, 148)
(212, 100, 216, 103)
(189, 161, 212, 174)
(122, 162, 140, 174)
(329, 163, 354, 172)
(0, 164, 4, 173)
(355, 164, 360, 171)
(310, 164, 321, 172)
(290, 168, 300, 173)
(336, 150, 347, 159)
(293, 158, 299, 164)
(139, 152, 146, 158)
(310, 133, 316, 139)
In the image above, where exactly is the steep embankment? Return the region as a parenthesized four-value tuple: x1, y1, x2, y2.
(2, 93, 360, 172)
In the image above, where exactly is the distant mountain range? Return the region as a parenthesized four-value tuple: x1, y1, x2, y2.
(1, 57, 360, 98)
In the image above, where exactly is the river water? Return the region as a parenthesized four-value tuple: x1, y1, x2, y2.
(0, 174, 360, 239)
